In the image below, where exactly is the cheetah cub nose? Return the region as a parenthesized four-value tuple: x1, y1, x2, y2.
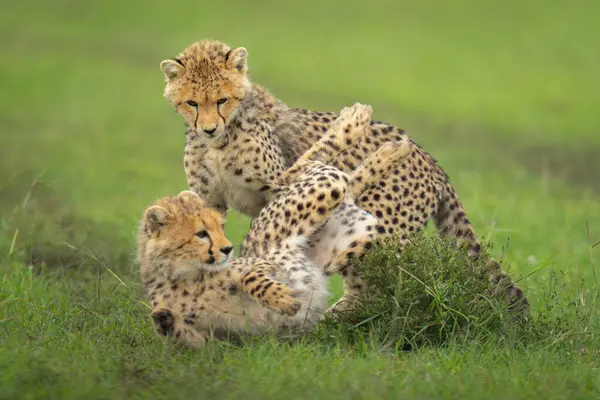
(220, 246, 233, 256)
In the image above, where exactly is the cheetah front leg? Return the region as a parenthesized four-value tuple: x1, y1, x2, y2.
(184, 137, 229, 215)
(241, 260, 302, 316)
(151, 309, 209, 349)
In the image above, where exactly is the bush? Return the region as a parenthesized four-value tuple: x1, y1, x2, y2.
(315, 234, 524, 350)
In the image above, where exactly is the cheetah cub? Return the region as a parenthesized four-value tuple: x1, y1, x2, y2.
(159, 40, 529, 313)
(139, 111, 414, 347)
(138, 189, 319, 348)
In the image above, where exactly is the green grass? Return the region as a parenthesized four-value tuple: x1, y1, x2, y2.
(1, 0, 599, 398)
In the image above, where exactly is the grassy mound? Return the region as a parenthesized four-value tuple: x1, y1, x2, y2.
(314, 234, 597, 352)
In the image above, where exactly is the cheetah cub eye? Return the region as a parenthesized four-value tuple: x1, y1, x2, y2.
(196, 230, 208, 239)
(186, 100, 198, 107)
(217, 98, 228, 105)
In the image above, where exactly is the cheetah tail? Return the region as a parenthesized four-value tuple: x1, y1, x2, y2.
(433, 183, 529, 315)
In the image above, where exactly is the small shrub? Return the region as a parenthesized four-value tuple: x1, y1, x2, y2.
(315, 234, 522, 350)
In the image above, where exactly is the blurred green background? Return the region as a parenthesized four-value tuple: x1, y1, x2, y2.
(2, 0, 598, 296)
(1, 0, 599, 397)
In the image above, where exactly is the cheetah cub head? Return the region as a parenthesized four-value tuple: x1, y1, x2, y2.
(137, 190, 234, 280)
(160, 40, 251, 141)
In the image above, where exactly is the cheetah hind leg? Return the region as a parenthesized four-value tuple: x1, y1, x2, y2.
(325, 141, 414, 314)
(325, 140, 414, 277)
(279, 103, 373, 185)
(349, 140, 413, 198)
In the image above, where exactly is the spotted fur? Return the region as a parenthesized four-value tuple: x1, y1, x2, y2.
(138, 111, 414, 347)
(160, 40, 528, 313)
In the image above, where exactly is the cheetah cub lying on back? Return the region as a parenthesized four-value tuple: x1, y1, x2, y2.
(138, 110, 413, 347)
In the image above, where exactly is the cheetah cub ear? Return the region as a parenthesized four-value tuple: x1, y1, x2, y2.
(225, 47, 248, 73)
(177, 190, 205, 206)
(144, 205, 171, 234)
(160, 59, 185, 81)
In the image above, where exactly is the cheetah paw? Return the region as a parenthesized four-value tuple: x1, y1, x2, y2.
(268, 288, 302, 316)
(272, 296, 302, 316)
(334, 103, 373, 144)
(373, 140, 412, 163)
(151, 309, 175, 336)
